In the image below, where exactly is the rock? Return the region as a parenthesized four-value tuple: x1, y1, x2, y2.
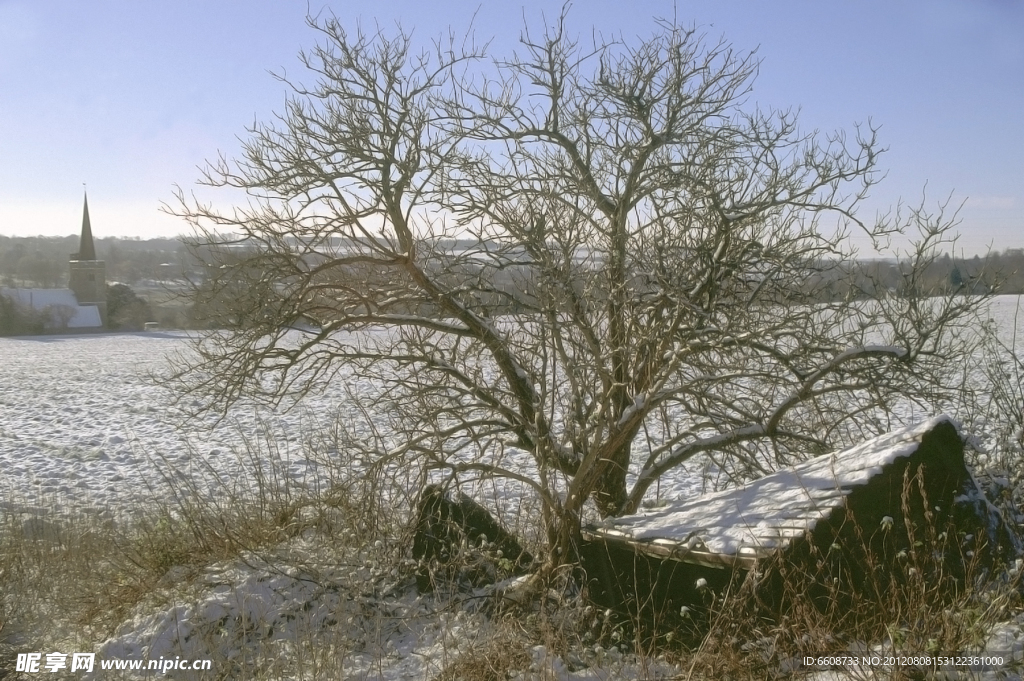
(412, 484, 534, 592)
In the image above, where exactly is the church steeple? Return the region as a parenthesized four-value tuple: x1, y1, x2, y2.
(76, 191, 97, 261)
(68, 190, 107, 325)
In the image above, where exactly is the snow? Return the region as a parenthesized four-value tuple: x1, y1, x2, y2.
(81, 536, 686, 681)
(2, 295, 1023, 679)
(595, 416, 956, 558)
(0, 333, 393, 517)
(0, 331, 696, 678)
(0, 331, 701, 519)
(87, 540, 492, 679)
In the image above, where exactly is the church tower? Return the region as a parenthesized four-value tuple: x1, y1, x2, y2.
(68, 192, 107, 325)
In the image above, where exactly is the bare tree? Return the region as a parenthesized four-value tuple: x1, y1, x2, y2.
(168, 10, 991, 570)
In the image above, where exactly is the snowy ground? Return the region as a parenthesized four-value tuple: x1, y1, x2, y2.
(0, 331, 343, 518)
(0, 331, 703, 520)
(0, 330, 702, 679)
(2, 296, 1022, 679)
(3, 295, 1022, 516)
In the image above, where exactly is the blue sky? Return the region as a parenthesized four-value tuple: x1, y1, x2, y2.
(0, 0, 1020, 255)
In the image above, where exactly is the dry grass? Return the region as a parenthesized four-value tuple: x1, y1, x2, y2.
(1, 427, 1021, 680)
(0, 425, 402, 679)
(662, 493, 1024, 680)
(430, 621, 534, 681)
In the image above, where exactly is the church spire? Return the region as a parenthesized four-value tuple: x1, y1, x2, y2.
(68, 189, 107, 324)
(77, 191, 96, 261)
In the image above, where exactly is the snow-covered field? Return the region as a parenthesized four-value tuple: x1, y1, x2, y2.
(0, 330, 351, 517)
(4, 296, 1022, 517)
(0, 329, 701, 679)
(1, 296, 1022, 680)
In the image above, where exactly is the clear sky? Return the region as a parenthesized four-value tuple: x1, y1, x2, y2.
(1, 0, 1021, 255)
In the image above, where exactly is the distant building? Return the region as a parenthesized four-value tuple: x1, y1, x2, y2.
(0, 192, 107, 331)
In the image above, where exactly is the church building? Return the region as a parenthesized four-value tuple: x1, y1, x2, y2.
(0, 193, 107, 331)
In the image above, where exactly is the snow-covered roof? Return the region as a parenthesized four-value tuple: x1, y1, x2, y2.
(586, 415, 959, 567)
(1, 287, 103, 328)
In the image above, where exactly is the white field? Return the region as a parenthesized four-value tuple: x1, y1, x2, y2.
(3, 295, 1021, 518)
(0, 330, 345, 519)
(0, 332, 706, 522)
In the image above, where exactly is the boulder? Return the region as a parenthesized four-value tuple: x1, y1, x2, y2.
(412, 484, 534, 591)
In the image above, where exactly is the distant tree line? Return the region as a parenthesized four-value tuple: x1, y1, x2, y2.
(804, 250, 1023, 300)
(4, 235, 1023, 295)
(0, 236, 194, 333)
(1, 235, 1023, 336)
(0, 235, 188, 288)
(0, 292, 50, 335)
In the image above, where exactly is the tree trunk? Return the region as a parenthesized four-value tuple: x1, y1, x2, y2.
(540, 507, 584, 581)
(592, 441, 631, 517)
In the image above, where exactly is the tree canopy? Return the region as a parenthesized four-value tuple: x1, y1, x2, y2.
(169, 10, 991, 570)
